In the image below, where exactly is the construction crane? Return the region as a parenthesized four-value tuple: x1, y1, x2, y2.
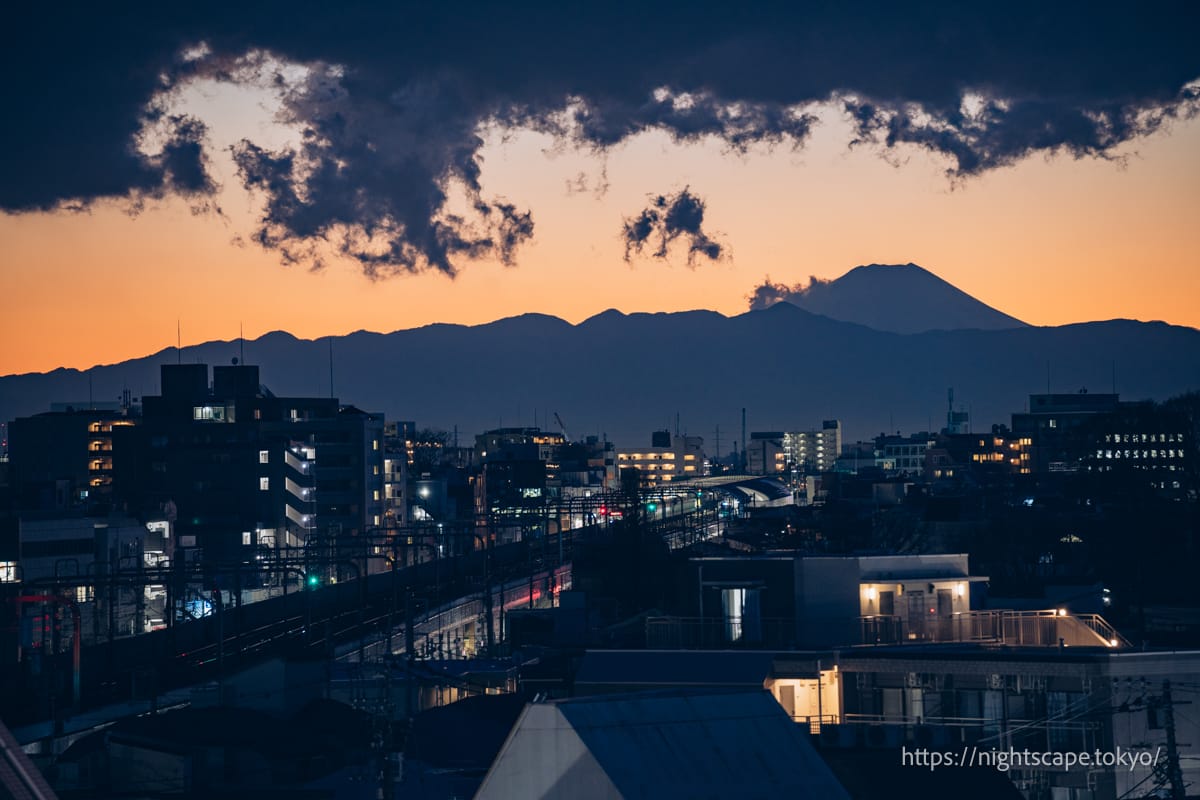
(553, 412, 570, 442)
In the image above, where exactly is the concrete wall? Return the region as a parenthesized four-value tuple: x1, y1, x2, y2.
(796, 558, 860, 647)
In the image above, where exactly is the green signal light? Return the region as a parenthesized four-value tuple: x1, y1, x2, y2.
(307, 574, 320, 587)
(646, 502, 658, 512)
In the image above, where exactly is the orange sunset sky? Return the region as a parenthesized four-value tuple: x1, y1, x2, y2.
(2, 97, 1198, 378)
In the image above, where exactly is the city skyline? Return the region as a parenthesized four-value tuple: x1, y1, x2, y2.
(3, 8, 1200, 799)
(1, 4, 1198, 376)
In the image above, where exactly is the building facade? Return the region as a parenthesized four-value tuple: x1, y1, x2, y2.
(113, 363, 383, 572)
(616, 431, 704, 487)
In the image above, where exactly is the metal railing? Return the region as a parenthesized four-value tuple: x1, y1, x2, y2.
(645, 609, 1129, 650)
(1078, 613, 1132, 648)
(860, 609, 1128, 648)
(793, 713, 840, 734)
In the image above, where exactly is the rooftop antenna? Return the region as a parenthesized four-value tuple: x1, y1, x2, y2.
(177, 320, 182, 365)
(328, 337, 334, 399)
(239, 322, 245, 365)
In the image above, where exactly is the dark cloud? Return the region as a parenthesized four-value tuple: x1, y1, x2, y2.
(747, 276, 830, 310)
(622, 188, 724, 266)
(2, 2, 1198, 274)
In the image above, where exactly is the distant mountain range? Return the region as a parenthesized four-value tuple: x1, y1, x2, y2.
(750, 263, 1027, 334)
(2, 265, 1198, 447)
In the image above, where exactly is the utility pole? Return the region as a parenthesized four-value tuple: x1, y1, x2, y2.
(713, 425, 721, 474)
(741, 407, 747, 473)
(213, 588, 224, 693)
(404, 585, 415, 718)
(1162, 679, 1187, 800)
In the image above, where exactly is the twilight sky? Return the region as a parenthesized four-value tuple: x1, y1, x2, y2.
(2, 2, 1198, 376)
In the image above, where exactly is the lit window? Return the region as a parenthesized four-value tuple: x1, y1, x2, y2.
(242, 531, 252, 546)
(373, 439, 380, 451)
(373, 490, 381, 501)
(259, 450, 269, 464)
(259, 477, 270, 491)
(0, 562, 18, 583)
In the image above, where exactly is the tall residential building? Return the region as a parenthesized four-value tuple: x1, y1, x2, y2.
(746, 421, 842, 477)
(8, 408, 137, 511)
(113, 363, 383, 569)
(616, 431, 704, 487)
(382, 421, 411, 528)
(784, 420, 842, 474)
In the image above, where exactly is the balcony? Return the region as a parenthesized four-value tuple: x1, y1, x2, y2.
(285, 505, 315, 529)
(645, 609, 1130, 650)
(285, 477, 314, 501)
(860, 609, 1130, 648)
(285, 449, 314, 474)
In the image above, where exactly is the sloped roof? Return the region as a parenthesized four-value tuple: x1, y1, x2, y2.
(478, 689, 848, 800)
